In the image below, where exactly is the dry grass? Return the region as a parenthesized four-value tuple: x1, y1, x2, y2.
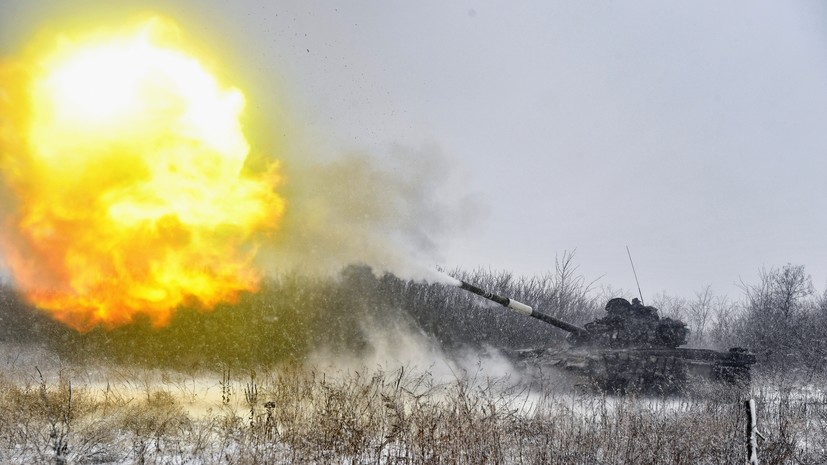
(0, 362, 825, 465)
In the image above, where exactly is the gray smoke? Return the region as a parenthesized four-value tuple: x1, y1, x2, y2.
(256, 144, 484, 282)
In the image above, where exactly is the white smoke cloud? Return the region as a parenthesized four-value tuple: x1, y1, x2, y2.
(306, 313, 521, 386)
(256, 143, 484, 284)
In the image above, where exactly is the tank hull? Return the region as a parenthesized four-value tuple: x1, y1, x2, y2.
(512, 346, 755, 394)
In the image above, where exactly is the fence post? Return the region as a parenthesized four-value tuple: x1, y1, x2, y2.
(745, 398, 759, 465)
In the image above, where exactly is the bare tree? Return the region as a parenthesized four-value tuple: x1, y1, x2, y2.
(547, 250, 601, 324)
(705, 295, 741, 350)
(739, 265, 813, 321)
(736, 264, 816, 372)
(687, 286, 714, 346)
(649, 293, 688, 322)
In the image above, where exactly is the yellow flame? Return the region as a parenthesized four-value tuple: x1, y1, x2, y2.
(0, 18, 285, 330)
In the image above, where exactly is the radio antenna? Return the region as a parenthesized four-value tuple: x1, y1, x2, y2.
(626, 245, 644, 304)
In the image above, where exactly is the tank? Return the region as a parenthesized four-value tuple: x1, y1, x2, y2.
(456, 280, 756, 394)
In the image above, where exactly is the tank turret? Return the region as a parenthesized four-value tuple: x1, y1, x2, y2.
(567, 297, 689, 349)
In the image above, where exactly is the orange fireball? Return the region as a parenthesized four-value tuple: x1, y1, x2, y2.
(0, 18, 285, 330)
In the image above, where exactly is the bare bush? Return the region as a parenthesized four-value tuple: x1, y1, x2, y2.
(736, 264, 821, 374)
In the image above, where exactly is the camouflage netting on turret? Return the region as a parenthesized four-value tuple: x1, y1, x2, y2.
(568, 298, 689, 348)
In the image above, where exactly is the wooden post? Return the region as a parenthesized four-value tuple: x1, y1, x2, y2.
(745, 398, 759, 465)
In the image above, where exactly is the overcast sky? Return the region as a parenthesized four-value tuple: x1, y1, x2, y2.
(2, 1, 827, 299)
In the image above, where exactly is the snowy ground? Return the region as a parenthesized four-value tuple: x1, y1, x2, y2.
(2, 343, 826, 464)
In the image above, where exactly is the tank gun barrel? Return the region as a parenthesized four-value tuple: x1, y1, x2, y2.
(457, 280, 589, 335)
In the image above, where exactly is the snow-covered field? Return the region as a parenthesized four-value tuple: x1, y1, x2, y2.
(2, 343, 826, 464)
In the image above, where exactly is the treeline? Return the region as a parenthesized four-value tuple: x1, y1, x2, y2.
(0, 261, 594, 368)
(648, 264, 827, 377)
(0, 258, 825, 376)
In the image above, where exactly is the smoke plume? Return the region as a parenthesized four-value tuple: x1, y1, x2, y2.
(256, 144, 481, 284)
